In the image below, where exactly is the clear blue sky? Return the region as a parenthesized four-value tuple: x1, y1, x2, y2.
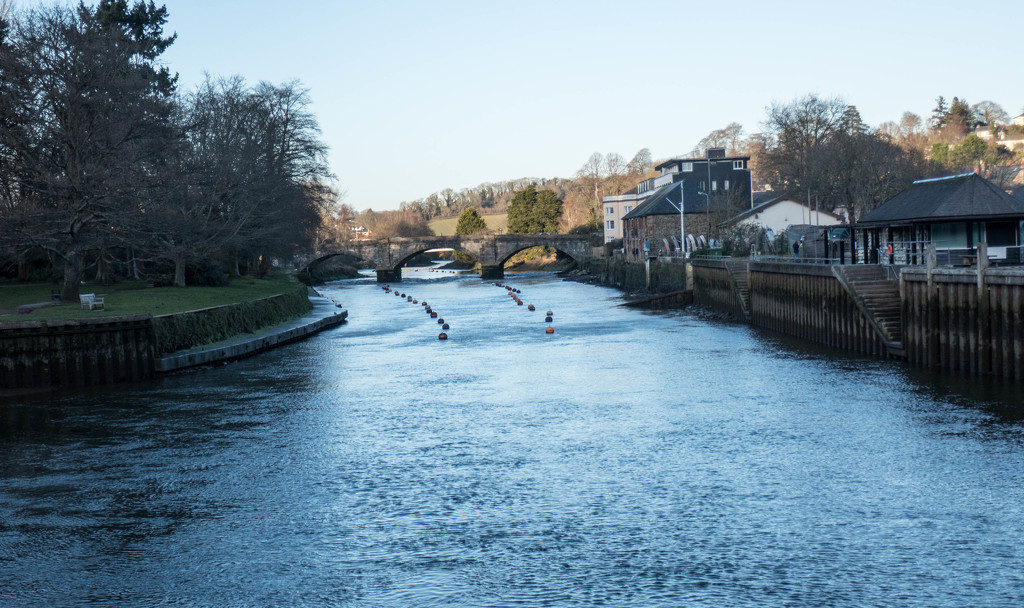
(153, 0, 1024, 211)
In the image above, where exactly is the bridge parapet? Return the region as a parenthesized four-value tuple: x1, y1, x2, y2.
(306, 233, 599, 281)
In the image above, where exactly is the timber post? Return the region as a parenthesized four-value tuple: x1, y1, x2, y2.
(977, 243, 990, 377)
(925, 244, 939, 367)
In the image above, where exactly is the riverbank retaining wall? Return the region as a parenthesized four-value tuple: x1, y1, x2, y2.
(152, 284, 311, 353)
(1, 284, 316, 394)
(690, 259, 745, 319)
(746, 261, 888, 357)
(1, 315, 157, 393)
(692, 257, 1024, 381)
(902, 267, 1024, 382)
(580, 257, 686, 294)
(692, 259, 888, 357)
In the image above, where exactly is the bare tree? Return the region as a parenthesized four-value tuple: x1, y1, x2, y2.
(626, 148, 652, 176)
(695, 122, 746, 156)
(971, 100, 1009, 127)
(759, 94, 847, 197)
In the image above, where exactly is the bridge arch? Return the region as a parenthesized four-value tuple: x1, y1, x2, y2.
(303, 234, 599, 282)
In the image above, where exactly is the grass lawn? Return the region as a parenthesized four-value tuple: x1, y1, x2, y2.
(0, 274, 302, 322)
(429, 213, 507, 236)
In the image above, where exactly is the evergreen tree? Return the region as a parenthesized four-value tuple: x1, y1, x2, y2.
(931, 96, 948, 128)
(0, 1, 178, 299)
(455, 207, 488, 235)
(506, 185, 563, 234)
(506, 185, 538, 234)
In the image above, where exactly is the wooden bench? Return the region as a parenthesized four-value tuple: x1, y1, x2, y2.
(80, 293, 105, 310)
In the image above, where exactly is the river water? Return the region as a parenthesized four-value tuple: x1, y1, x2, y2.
(2, 269, 1024, 607)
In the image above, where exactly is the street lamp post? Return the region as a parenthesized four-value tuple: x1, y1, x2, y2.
(679, 185, 685, 258)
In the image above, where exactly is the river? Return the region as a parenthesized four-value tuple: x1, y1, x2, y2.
(2, 269, 1024, 607)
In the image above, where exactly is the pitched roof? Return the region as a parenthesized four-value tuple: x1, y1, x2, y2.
(621, 181, 718, 220)
(857, 173, 1024, 226)
(721, 195, 844, 226)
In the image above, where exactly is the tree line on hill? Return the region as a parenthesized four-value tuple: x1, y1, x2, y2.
(0, 1, 334, 297)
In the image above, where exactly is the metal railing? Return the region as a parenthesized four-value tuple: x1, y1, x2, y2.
(680, 243, 1024, 268)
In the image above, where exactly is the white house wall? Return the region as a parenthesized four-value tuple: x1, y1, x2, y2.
(737, 200, 842, 234)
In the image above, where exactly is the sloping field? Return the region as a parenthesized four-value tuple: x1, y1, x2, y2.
(429, 213, 507, 236)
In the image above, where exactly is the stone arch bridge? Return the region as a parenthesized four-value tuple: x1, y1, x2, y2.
(305, 234, 599, 282)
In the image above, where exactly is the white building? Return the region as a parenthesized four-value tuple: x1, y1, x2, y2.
(722, 195, 844, 235)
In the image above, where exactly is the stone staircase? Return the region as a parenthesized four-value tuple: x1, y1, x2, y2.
(833, 265, 904, 357)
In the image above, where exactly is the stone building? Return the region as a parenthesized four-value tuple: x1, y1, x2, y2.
(621, 181, 722, 262)
(602, 148, 752, 244)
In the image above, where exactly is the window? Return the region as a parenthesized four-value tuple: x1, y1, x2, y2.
(681, 162, 693, 172)
(606, 220, 614, 230)
(724, 180, 730, 191)
(712, 181, 717, 191)
(733, 160, 745, 169)
(606, 206, 614, 215)
(624, 205, 632, 213)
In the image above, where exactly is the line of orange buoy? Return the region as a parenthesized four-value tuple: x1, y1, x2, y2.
(380, 284, 451, 340)
(494, 282, 555, 335)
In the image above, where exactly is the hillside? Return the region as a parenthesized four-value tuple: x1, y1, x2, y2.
(429, 213, 508, 236)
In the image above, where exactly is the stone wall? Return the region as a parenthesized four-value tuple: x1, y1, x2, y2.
(581, 257, 686, 294)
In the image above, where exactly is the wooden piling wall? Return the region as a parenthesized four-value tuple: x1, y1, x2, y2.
(692, 260, 887, 357)
(746, 262, 888, 357)
(691, 260, 744, 319)
(0, 316, 157, 393)
(902, 268, 1024, 382)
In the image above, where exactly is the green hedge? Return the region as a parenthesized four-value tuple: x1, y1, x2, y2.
(152, 284, 312, 354)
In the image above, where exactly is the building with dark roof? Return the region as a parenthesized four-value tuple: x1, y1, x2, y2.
(601, 148, 752, 245)
(854, 173, 1024, 264)
(620, 181, 727, 262)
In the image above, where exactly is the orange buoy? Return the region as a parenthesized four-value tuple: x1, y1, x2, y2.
(438, 332, 448, 340)
(545, 326, 554, 334)
(546, 311, 553, 316)
(430, 312, 438, 318)
(516, 300, 523, 305)
(527, 304, 535, 311)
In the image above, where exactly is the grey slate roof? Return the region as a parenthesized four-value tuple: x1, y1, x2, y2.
(621, 181, 717, 220)
(857, 173, 1024, 226)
